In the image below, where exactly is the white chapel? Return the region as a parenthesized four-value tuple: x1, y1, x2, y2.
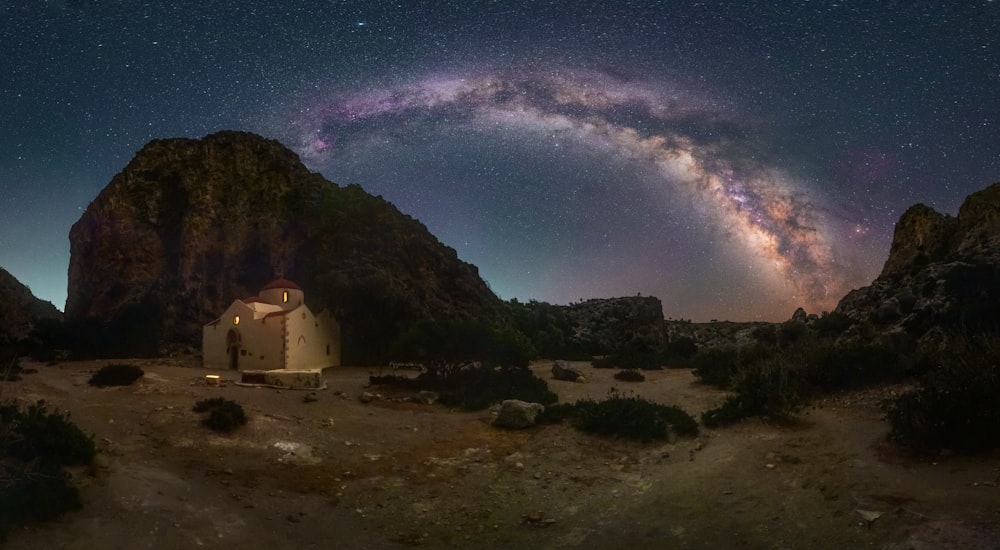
(202, 278, 341, 371)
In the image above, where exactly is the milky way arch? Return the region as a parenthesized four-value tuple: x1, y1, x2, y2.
(289, 69, 846, 311)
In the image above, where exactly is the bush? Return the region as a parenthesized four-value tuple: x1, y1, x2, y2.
(803, 342, 905, 391)
(193, 398, 247, 433)
(613, 369, 645, 382)
(369, 363, 558, 410)
(572, 390, 698, 441)
(883, 338, 1000, 452)
(691, 344, 773, 388)
(390, 320, 533, 369)
(192, 397, 229, 413)
(0, 401, 97, 465)
(88, 364, 144, 387)
(702, 356, 805, 427)
(433, 364, 558, 411)
(0, 401, 95, 540)
(812, 311, 854, 338)
(663, 337, 698, 367)
(536, 402, 577, 424)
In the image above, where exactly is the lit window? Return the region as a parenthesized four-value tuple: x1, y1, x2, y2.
(282, 290, 289, 303)
(233, 315, 240, 326)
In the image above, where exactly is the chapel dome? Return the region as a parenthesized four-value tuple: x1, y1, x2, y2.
(262, 278, 302, 291)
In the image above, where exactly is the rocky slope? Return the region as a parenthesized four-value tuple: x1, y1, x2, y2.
(562, 296, 666, 351)
(509, 296, 667, 358)
(0, 268, 61, 344)
(835, 181, 1000, 348)
(66, 131, 502, 361)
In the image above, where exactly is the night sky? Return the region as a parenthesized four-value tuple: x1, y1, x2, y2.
(2, 1, 998, 321)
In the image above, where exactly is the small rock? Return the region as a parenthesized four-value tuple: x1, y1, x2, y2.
(359, 392, 376, 404)
(491, 400, 545, 429)
(415, 390, 439, 405)
(765, 463, 776, 469)
(855, 509, 883, 527)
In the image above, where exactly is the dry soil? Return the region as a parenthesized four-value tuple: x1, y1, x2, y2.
(3, 358, 999, 549)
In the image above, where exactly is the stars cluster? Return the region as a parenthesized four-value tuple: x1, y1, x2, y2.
(0, 0, 997, 320)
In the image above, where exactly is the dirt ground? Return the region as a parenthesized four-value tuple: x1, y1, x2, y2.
(3, 358, 999, 549)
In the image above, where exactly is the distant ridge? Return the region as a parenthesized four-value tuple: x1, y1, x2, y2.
(0, 267, 61, 344)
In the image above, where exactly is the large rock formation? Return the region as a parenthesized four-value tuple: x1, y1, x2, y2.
(835, 182, 1000, 348)
(0, 268, 61, 344)
(66, 131, 502, 361)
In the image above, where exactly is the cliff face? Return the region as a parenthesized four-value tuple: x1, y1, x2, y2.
(835, 182, 1000, 347)
(0, 268, 61, 344)
(66, 131, 501, 361)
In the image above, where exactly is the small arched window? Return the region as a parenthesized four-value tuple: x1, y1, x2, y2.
(282, 290, 289, 303)
(233, 315, 240, 326)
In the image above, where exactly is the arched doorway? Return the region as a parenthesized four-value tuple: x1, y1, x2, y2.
(226, 329, 241, 370)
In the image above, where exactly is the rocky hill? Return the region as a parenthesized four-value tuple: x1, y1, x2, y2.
(0, 268, 61, 344)
(563, 296, 666, 352)
(835, 181, 1000, 348)
(508, 296, 667, 358)
(66, 131, 502, 361)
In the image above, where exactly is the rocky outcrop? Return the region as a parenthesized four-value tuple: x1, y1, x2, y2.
(66, 131, 502, 361)
(0, 268, 61, 344)
(879, 204, 956, 278)
(835, 182, 1000, 348)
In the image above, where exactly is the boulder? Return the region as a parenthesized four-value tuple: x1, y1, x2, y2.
(552, 360, 586, 382)
(492, 400, 545, 429)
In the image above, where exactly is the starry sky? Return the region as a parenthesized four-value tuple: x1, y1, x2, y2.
(1, 1, 998, 321)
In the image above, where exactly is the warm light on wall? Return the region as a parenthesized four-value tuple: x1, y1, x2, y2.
(233, 315, 240, 326)
(282, 290, 289, 303)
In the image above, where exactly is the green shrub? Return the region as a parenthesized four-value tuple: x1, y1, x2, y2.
(572, 390, 698, 441)
(812, 311, 854, 338)
(702, 356, 805, 427)
(0, 401, 95, 540)
(536, 402, 577, 424)
(662, 337, 698, 368)
(0, 401, 97, 465)
(883, 338, 1000, 452)
(389, 320, 533, 370)
(192, 397, 229, 413)
(432, 364, 558, 411)
(691, 344, 773, 388)
(803, 342, 905, 391)
(193, 398, 247, 433)
(368, 362, 557, 411)
(88, 363, 144, 387)
(613, 369, 645, 382)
